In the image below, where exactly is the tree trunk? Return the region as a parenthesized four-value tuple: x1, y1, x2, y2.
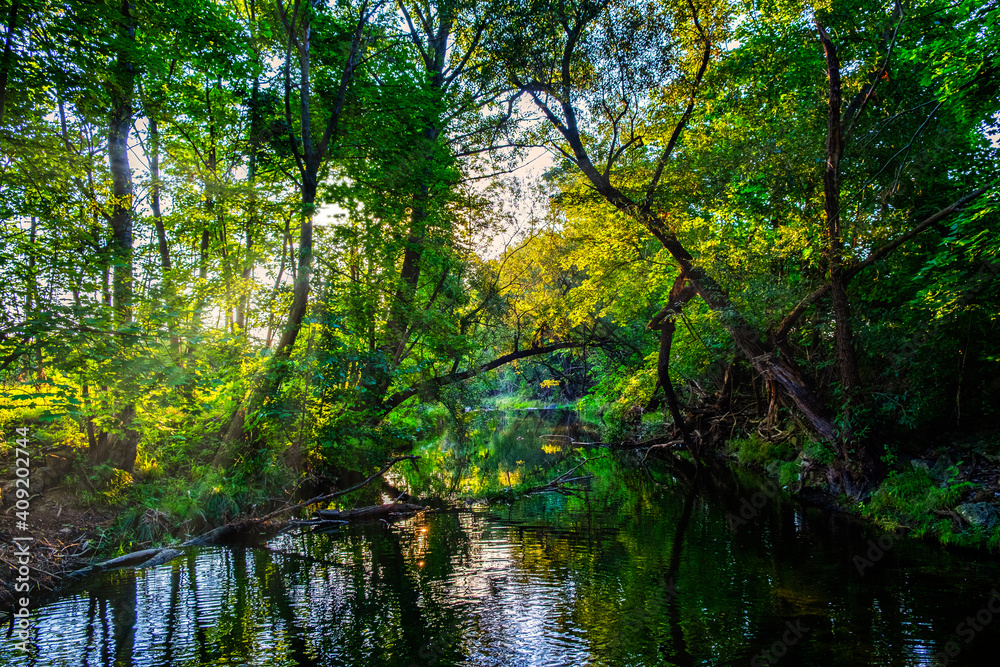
(219, 0, 366, 462)
(817, 21, 862, 445)
(107, 1, 136, 326)
(96, 0, 139, 474)
(0, 0, 20, 129)
(148, 117, 170, 272)
(650, 274, 698, 454)
(643, 220, 839, 442)
(271, 176, 314, 363)
(237, 74, 262, 335)
(367, 6, 455, 408)
(148, 114, 180, 352)
(89, 403, 139, 473)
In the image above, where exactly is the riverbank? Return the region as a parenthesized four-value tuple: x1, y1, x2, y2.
(723, 430, 1000, 550)
(3, 405, 1000, 612)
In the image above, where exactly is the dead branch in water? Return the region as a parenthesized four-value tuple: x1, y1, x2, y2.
(524, 455, 606, 494)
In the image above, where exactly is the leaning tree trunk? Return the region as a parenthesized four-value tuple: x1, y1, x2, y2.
(520, 8, 841, 445)
(649, 274, 698, 456)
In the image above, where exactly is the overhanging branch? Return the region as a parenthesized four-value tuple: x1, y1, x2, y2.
(379, 341, 586, 413)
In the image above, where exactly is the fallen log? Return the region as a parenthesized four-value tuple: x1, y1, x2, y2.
(54, 457, 423, 591)
(181, 524, 237, 546)
(316, 502, 425, 522)
(140, 548, 184, 568)
(65, 546, 185, 579)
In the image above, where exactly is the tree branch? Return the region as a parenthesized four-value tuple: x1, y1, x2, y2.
(774, 182, 996, 340)
(379, 342, 587, 413)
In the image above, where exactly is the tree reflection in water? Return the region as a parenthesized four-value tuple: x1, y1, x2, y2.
(6, 412, 1000, 665)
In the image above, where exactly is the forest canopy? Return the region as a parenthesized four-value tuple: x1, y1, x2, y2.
(2, 0, 999, 503)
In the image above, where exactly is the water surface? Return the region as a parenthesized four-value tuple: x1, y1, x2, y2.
(4, 411, 999, 666)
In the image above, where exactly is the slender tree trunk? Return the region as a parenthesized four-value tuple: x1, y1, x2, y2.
(370, 8, 454, 407)
(265, 216, 290, 348)
(148, 114, 180, 352)
(237, 75, 262, 335)
(383, 192, 430, 362)
(107, 0, 136, 326)
(82, 383, 97, 452)
(148, 117, 170, 272)
(189, 223, 211, 338)
(0, 0, 20, 129)
(817, 21, 862, 445)
(271, 176, 315, 363)
(219, 0, 367, 461)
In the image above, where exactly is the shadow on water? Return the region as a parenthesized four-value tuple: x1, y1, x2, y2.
(5, 410, 1000, 665)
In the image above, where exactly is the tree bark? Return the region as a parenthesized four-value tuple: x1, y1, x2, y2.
(0, 0, 20, 129)
(107, 0, 136, 326)
(650, 274, 698, 454)
(269, 0, 365, 365)
(817, 20, 861, 434)
(379, 4, 453, 370)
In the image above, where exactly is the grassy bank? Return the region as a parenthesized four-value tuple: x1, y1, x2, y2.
(724, 431, 1000, 550)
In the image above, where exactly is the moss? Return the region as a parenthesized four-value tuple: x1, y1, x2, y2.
(779, 460, 801, 488)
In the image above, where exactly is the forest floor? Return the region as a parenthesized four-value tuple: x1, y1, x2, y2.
(0, 486, 113, 609)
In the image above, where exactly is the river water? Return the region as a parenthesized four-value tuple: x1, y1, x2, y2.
(4, 410, 1000, 666)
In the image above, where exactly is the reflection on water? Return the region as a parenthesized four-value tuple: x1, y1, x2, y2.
(5, 413, 1000, 666)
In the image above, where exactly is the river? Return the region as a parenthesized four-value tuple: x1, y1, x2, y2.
(4, 409, 999, 665)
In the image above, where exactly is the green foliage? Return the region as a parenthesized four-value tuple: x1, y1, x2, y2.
(861, 467, 972, 538)
(2, 0, 999, 557)
(803, 439, 838, 466)
(727, 435, 796, 468)
(778, 460, 801, 489)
